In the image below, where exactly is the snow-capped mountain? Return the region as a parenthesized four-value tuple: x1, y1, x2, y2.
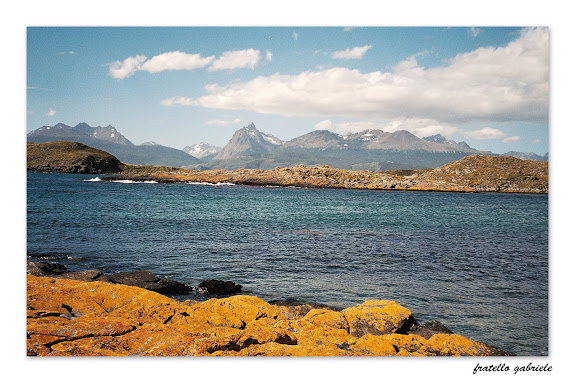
(29, 122, 134, 146)
(183, 142, 222, 159)
(27, 122, 202, 167)
(213, 123, 283, 160)
(423, 134, 472, 150)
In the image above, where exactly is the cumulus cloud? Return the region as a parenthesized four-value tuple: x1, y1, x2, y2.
(47, 108, 56, 116)
(331, 45, 372, 59)
(502, 135, 521, 143)
(266, 50, 273, 62)
(463, 127, 506, 140)
(108, 55, 147, 79)
(109, 49, 261, 79)
(209, 49, 261, 71)
(141, 51, 214, 73)
(166, 28, 548, 126)
(293, 31, 298, 41)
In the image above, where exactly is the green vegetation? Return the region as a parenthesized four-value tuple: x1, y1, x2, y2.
(27, 141, 122, 174)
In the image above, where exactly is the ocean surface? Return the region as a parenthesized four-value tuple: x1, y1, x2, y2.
(26, 172, 548, 356)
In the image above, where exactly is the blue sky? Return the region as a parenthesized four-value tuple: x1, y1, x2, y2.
(27, 26, 549, 155)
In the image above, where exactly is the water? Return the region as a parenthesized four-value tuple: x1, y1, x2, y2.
(26, 173, 548, 356)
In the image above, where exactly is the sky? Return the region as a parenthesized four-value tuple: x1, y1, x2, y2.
(27, 26, 549, 155)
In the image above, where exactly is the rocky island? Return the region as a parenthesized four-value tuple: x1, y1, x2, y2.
(27, 266, 509, 357)
(28, 141, 548, 194)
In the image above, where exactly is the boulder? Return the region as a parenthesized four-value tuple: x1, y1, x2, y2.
(58, 270, 103, 282)
(108, 270, 191, 294)
(342, 300, 417, 338)
(27, 261, 67, 276)
(139, 279, 192, 295)
(409, 320, 454, 339)
(108, 270, 160, 285)
(196, 279, 243, 295)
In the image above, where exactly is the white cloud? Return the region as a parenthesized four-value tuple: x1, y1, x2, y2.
(314, 120, 333, 130)
(108, 55, 147, 79)
(502, 135, 521, 143)
(206, 118, 241, 126)
(463, 127, 506, 140)
(314, 118, 459, 138)
(532, 139, 543, 144)
(343, 27, 354, 32)
(469, 27, 481, 38)
(46, 108, 56, 116)
(266, 50, 273, 62)
(160, 96, 195, 107)
(168, 28, 548, 126)
(109, 49, 260, 79)
(209, 49, 261, 71)
(292, 31, 298, 41)
(331, 45, 372, 59)
(141, 51, 214, 73)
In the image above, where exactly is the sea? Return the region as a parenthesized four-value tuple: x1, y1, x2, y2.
(26, 172, 549, 356)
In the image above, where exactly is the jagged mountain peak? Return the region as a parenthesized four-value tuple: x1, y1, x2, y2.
(213, 123, 283, 160)
(423, 134, 448, 144)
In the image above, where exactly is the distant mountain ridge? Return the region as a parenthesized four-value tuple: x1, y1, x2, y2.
(205, 123, 492, 171)
(27, 123, 202, 167)
(502, 151, 548, 161)
(28, 121, 546, 171)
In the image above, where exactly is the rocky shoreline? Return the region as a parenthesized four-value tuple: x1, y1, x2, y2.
(27, 141, 548, 194)
(105, 154, 548, 194)
(27, 261, 510, 357)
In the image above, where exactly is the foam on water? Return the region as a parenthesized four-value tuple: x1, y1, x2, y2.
(187, 181, 236, 186)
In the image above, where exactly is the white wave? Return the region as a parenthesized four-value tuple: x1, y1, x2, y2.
(112, 179, 139, 183)
(84, 177, 102, 182)
(111, 179, 159, 184)
(187, 181, 236, 186)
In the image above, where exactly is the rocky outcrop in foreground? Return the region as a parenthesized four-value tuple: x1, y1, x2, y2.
(26, 261, 242, 296)
(27, 275, 509, 356)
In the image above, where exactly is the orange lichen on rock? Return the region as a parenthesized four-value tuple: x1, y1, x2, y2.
(26, 275, 509, 356)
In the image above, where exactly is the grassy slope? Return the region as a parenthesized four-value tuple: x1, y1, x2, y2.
(27, 141, 122, 174)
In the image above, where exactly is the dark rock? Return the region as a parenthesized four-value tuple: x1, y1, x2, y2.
(268, 298, 341, 319)
(139, 279, 192, 295)
(27, 261, 67, 276)
(409, 320, 454, 339)
(58, 270, 103, 282)
(196, 279, 243, 295)
(108, 270, 160, 286)
(107, 270, 191, 294)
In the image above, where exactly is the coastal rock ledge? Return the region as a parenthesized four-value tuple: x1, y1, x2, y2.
(27, 275, 508, 356)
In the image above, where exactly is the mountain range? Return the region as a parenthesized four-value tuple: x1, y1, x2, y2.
(27, 122, 546, 171)
(27, 123, 202, 167)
